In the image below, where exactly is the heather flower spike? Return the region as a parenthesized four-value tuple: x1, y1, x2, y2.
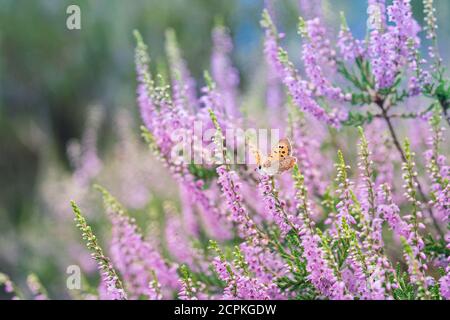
(0, 273, 23, 299)
(26, 274, 48, 300)
(261, 10, 343, 127)
(71, 200, 127, 300)
(95, 185, 178, 298)
(7, 1, 450, 302)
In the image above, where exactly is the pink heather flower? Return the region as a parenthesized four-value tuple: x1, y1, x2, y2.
(211, 25, 240, 118)
(263, 27, 284, 77)
(365, 120, 396, 187)
(212, 256, 231, 282)
(342, 256, 368, 297)
(281, 66, 342, 127)
(147, 278, 163, 300)
(261, 11, 342, 127)
(387, 0, 419, 58)
(228, 276, 272, 300)
(258, 175, 294, 237)
(216, 166, 258, 239)
(142, 93, 232, 243)
(171, 78, 191, 121)
(377, 184, 410, 239)
(365, 260, 390, 299)
(263, 23, 284, 125)
(4, 280, 14, 293)
(439, 258, 450, 299)
(333, 153, 357, 227)
(178, 278, 198, 300)
(378, 154, 430, 296)
(368, 28, 398, 89)
(96, 188, 178, 298)
(136, 35, 233, 242)
(179, 185, 200, 237)
(165, 30, 198, 112)
(301, 18, 347, 102)
(72, 201, 127, 300)
(109, 210, 179, 298)
(164, 207, 206, 273)
(214, 253, 282, 300)
(98, 279, 127, 300)
(367, 1, 398, 89)
(293, 168, 353, 299)
(222, 273, 281, 300)
(135, 34, 158, 133)
(200, 83, 225, 116)
(136, 33, 191, 158)
(298, 0, 322, 19)
(337, 21, 365, 61)
(368, 0, 422, 90)
(291, 120, 329, 197)
(185, 177, 233, 241)
(302, 18, 336, 69)
(424, 123, 450, 223)
(368, 0, 387, 30)
(239, 242, 287, 284)
(67, 107, 103, 187)
(302, 233, 351, 299)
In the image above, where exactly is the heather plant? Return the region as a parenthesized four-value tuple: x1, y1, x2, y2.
(1, 0, 449, 301)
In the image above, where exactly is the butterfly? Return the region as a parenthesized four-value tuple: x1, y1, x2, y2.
(250, 138, 297, 176)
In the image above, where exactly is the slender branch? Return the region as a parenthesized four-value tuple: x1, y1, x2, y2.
(372, 106, 435, 120)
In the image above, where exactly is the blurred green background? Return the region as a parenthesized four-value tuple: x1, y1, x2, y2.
(0, 0, 449, 298)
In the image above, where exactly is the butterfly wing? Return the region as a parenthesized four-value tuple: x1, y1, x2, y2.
(278, 156, 297, 173)
(269, 138, 292, 160)
(261, 161, 280, 176)
(251, 138, 295, 175)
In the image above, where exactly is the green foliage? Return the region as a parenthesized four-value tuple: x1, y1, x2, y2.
(424, 234, 450, 260)
(391, 264, 417, 300)
(297, 17, 307, 37)
(141, 126, 158, 152)
(331, 231, 352, 270)
(342, 111, 374, 126)
(260, 9, 277, 35)
(434, 80, 450, 109)
(232, 246, 249, 276)
(203, 70, 216, 90)
(188, 164, 218, 187)
(275, 230, 318, 300)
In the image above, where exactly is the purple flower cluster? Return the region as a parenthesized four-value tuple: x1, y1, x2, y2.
(302, 233, 349, 299)
(26, 2, 446, 302)
(301, 18, 348, 102)
(259, 175, 293, 237)
(216, 165, 258, 239)
(377, 185, 410, 239)
(337, 18, 365, 62)
(164, 204, 205, 272)
(211, 249, 283, 300)
(261, 10, 343, 127)
(211, 25, 240, 118)
(100, 188, 178, 299)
